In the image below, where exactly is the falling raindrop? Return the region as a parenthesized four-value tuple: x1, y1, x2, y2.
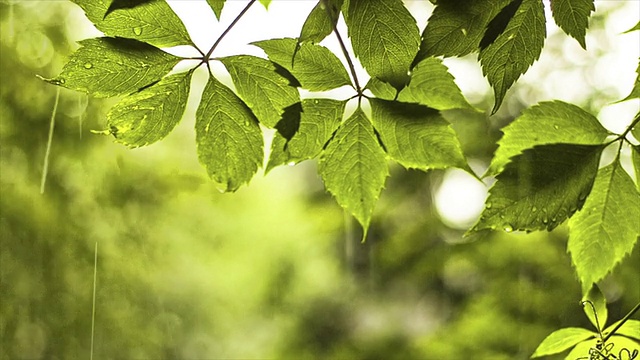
(133, 27, 142, 36)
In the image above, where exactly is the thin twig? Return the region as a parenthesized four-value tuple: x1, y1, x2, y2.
(40, 87, 60, 194)
(603, 301, 640, 343)
(203, 0, 257, 62)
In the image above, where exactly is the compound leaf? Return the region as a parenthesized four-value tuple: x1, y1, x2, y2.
(550, 0, 595, 49)
(206, 0, 225, 20)
(268, 98, 345, 171)
(220, 55, 300, 128)
(488, 101, 609, 176)
(346, 0, 420, 90)
(415, 0, 511, 60)
(370, 99, 469, 171)
(479, 0, 546, 113)
(43, 37, 180, 98)
(472, 144, 603, 234)
(195, 75, 263, 192)
(582, 284, 608, 331)
(70, 0, 193, 48)
(252, 38, 351, 91)
(531, 327, 595, 358)
(107, 70, 193, 147)
(367, 57, 473, 111)
(299, 0, 343, 44)
(319, 109, 388, 235)
(568, 160, 640, 290)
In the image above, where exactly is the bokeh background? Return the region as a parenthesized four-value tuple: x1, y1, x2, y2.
(1, 1, 639, 359)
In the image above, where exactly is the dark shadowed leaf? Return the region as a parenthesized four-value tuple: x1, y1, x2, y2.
(220, 55, 300, 128)
(582, 284, 608, 331)
(479, 0, 546, 113)
(346, 0, 420, 89)
(370, 99, 469, 172)
(70, 0, 193, 47)
(195, 75, 263, 192)
(531, 327, 595, 357)
(42, 37, 180, 97)
(550, 0, 595, 49)
(568, 160, 640, 289)
(107, 70, 193, 147)
(319, 109, 388, 236)
(472, 144, 603, 234)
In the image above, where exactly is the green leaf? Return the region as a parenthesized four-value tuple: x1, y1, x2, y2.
(472, 144, 603, 233)
(633, 146, 640, 191)
(582, 284, 608, 331)
(268, 99, 345, 171)
(367, 57, 473, 111)
(299, 0, 343, 44)
(259, 0, 271, 9)
(252, 38, 351, 91)
(106, 70, 193, 147)
(370, 99, 469, 171)
(319, 109, 389, 235)
(206, 0, 225, 20)
(531, 327, 595, 357)
(624, 21, 640, 33)
(415, 0, 511, 60)
(620, 59, 640, 102)
(345, 0, 420, 89)
(479, 0, 546, 113)
(605, 319, 640, 341)
(220, 55, 300, 128)
(195, 75, 264, 192)
(568, 159, 640, 289)
(43, 37, 180, 98)
(564, 336, 640, 360)
(633, 113, 640, 141)
(550, 0, 595, 49)
(70, 0, 193, 48)
(488, 101, 609, 176)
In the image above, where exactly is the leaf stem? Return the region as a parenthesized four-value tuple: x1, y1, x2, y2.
(203, 0, 256, 63)
(328, 10, 362, 100)
(620, 113, 640, 143)
(603, 301, 640, 343)
(40, 87, 60, 194)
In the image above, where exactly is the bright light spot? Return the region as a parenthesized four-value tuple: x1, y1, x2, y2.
(433, 169, 487, 229)
(598, 100, 640, 135)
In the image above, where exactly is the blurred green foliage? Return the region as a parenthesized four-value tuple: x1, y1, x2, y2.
(0, 1, 638, 359)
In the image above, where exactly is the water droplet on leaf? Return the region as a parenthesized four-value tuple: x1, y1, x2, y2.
(532, 206, 538, 212)
(84, 63, 93, 69)
(504, 224, 514, 232)
(486, 202, 492, 209)
(461, 28, 468, 36)
(133, 27, 142, 36)
(553, 124, 560, 130)
(287, 161, 296, 167)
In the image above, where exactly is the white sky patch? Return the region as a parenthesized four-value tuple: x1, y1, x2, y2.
(434, 169, 488, 230)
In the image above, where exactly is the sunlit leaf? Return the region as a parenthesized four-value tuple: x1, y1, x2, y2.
(345, 0, 420, 89)
(42, 37, 180, 98)
(107, 70, 193, 147)
(568, 160, 640, 289)
(367, 57, 473, 111)
(633, 145, 640, 191)
(370, 99, 469, 171)
(531, 327, 595, 357)
(220, 55, 300, 128)
(479, 0, 546, 113)
(206, 0, 225, 20)
(582, 284, 608, 331)
(299, 0, 343, 44)
(415, 0, 510, 61)
(620, 59, 640, 102)
(550, 0, 595, 49)
(259, 0, 271, 9)
(70, 0, 193, 47)
(252, 38, 351, 91)
(195, 75, 263, 192)
(472, 144, 603, 233)
(488, 101, 609, 176)
(319, 109, 388, 235)
(268, 98, 345, 171)
(605, 319, 640, 341)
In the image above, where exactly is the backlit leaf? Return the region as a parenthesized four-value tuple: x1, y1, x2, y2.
(605, 319, 640, 341)
(582, 284, 608, 331)
(415, 0, 511, 60)
(633, 146, 640, 191)
(195, 75, 263, 192)
(299, 0, 343, 44)
(268, 98, 345, 171)
(220, 55, 300, 128)
(43, 37, 180, 98)
(531, 327, 595, 357)
(70, 0, 193, 48)
(252, 38, 351, 91)
(319, 109, 389, 235)
(367, 57, 473, 111)
(346, 0, 420, 89)
(259, 0, 271, 9)
(624, 21, 640, 33)
(107, 70, 193, 147)
(472, 144, 603, 233)
(488, 101, 609, 176)
(206, 0, 225, 20)
(479, 0, 546, 113)
(370, 99, 469, 171)
(550, 0, 595, 49)
(565, 336, 640, 360)
(568, 160, 640, 289)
